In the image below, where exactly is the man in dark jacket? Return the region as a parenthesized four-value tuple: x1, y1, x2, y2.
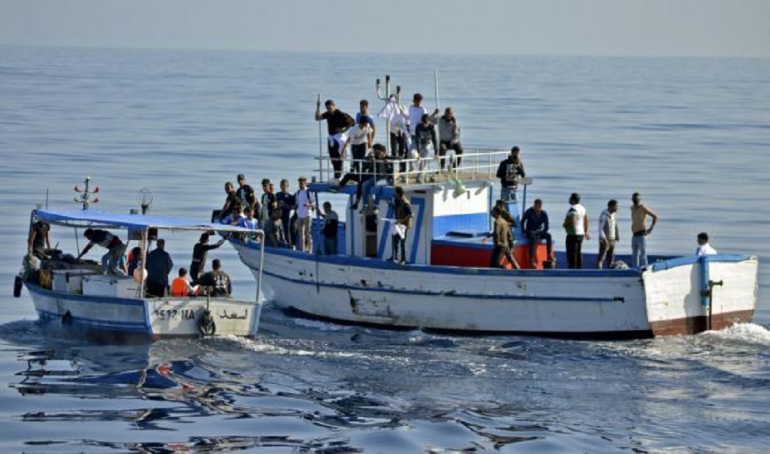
(315, 97, 355, 180)
(190, 233, 226, 285)
(521, 199, 553, 268)
(146, 239, 173, 297)
(496, 146, 525, 201)
(198, 259, 232, 297)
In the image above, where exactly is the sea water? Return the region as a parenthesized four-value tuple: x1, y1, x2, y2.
(0, 46, 768, 452)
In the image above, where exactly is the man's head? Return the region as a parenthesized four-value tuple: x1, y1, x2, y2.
(271, 209, 281, 220)
(569, 193, 581, 205)
(324, 100, 336, 113)
(261, 178, 271, 190)
(298, 176, 308, 189)
(395, 186, 405, 200)
(495, 199, 507, 210)
(358, 115, 370, 127)
(225, 182, 234, 193)
(200, 233, 210, 244)
(632, 192, 641, 206)
(268, 182, 275, 193)
(244, 207, 253, 218)
(83, 228, 94, 240)
(212, 259, 221, 271)
(510, 146, 520, 160)
(421, 113, 431, 125)
(697, 232, 709, 245)
(323, 201, 332, 211)
(413, 93, 423, 105)
(280, 178, 289, 192)
(533, 198, 543, 214)
(359, 99, 369, 113)
(178, 267, 188, 277)
(237, 174, 246, 186)
(491, 206, 501, 219)
(444, 107, 454, 119)
(373, 143, 387, 159)
(157, 239, 166, 250)
(608, 199, 618, 213)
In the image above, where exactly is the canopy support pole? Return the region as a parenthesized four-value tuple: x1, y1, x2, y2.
(139, 228, 148, 299)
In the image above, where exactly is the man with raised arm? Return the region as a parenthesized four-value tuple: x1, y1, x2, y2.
(631, 192, 658, 269)
(315, 98, 355, 181)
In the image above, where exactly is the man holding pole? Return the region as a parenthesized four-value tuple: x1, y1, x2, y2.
(315, 97, 355, 182)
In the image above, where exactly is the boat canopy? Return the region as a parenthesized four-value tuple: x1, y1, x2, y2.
(34, 209, 256, 233)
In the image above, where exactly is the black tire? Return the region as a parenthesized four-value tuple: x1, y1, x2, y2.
(13, 276, 23, 298)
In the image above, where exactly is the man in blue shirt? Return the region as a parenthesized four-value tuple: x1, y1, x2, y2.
(521, 199, 553, 268)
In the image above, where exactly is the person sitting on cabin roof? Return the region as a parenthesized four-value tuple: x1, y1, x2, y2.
(264, 209, 288, 248)
(28, 219, 51, 260)
(237, 174, 258, 215)
(220, 182, 241, 224)
(331, 143, 391, 212)
(346, 115, 374, 174)
(171, 268, 198, 297)
(438, 107, 464, 171)
(695, 232, 718, 256)
(77, 228, 127, 276)
(190, 233, 226, 285)
(198, 259, 232, 297)
(146, 239, 174, 297)
(496, 147, 526, 202)
(388, 186, 413, 265)
(320, 202, 339, 256)
(522, 199, 553, 268)
(490, 206, 521, 270)
(414, 114, 438, 183)
(315, 98, 355, 182)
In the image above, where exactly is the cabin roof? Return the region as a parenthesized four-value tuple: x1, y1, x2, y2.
(34, 209, 257, 233)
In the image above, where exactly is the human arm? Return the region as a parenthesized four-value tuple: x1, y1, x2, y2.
(584, 213, 590, 240)
(598, 213, 608, 242)
(496, 162, 505, 180)
(167, 254, 174, 274)
(646, 207, 658, 235)
(76, 242, 94, 260)
(542, 211, 549, 234)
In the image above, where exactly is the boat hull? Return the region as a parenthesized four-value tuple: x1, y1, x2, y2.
(234, 242, 757, 338)
(25, 282, 262, 341)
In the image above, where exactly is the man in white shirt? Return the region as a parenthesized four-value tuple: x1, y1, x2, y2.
(344, 116, 373, 174)
(696, 232, 718, 256)
(597, 200, 619, 269)
(295, 176, 315, 253)
(563, 193, 590, 269)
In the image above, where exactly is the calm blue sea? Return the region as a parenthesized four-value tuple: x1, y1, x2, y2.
(1, 46, 769, 453)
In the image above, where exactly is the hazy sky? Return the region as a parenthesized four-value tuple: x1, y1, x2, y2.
(1, 0, 768, 57)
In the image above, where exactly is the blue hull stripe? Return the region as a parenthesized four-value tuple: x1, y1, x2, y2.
(36, 308, 149, 332)
(26, 283, 146, 307)
(261, 269, 624, 303)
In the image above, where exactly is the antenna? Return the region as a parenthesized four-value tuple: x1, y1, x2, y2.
(136, 187, 154, 215)
(73, 176, 100, 210)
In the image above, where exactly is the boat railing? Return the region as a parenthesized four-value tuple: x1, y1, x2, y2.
(313, 148, 514, 185)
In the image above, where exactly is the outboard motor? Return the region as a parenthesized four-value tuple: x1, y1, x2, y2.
(13, 275, 23, 298)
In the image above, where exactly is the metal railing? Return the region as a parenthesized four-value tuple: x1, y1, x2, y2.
(314, 148, 513, 185)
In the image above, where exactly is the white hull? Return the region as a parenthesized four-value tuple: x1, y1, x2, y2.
(233, 242, 758, 337)
(26, 283, 262, 340)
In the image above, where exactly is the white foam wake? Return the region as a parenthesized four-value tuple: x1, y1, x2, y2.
(701, 323, 770, 346)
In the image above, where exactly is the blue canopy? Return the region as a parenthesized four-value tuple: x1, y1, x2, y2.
(34, 209, 258, 233)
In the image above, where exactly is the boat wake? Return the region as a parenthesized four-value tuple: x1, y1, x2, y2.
(699, 323, 770, 346)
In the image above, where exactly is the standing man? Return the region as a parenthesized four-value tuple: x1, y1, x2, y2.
(695, 232, 718, 256)
(408, 93, 428, 149)
(389, 186, 413, 265)
(563, 193, 589, 269)
(489, 206, 521, 270)
(77, 228, 127, 275)
(315, 98, 355, 181)
(521, 199, 552, 268)
(496, 147, 526, 202)
(345, 116, 374, 173)
(295, 176, 315, 253)
(597, 199, 620, 269)
(260, 178, 277, 224)
(145, 239, 174, 297)
(220, 182, 241, 224)
(190, 233, 226, 285)
(275, 179, 296, 248)
(356, 99, 376, 144)
(631, 192, 658, 269)
(414, 114, 438, 183)
(320, 202, 339, 255)
(437, 107, 464, 171)
(236, 174, 258, 215)
(28, 219, 51, 260)
(198, 259, 232, 297)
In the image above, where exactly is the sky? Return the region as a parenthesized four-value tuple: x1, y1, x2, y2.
(1, 0, 768, 57)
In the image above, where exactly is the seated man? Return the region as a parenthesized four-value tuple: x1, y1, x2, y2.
(521, 199, 553, 268)
(171, 268, 198, 297)
(331, 143, 392, 211)
(28, 220, 51, 260)
(76, 228, 127, 275)
(198, 259, 232, 297)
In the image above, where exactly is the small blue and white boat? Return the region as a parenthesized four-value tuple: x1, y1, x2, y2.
(17, 209, 266, 341)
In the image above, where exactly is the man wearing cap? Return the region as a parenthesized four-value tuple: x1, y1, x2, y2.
(496, 147, 526, 202)
(315, 98, 355, 181)
(190, 233, 226, 285)
(295, 176, 315, 252)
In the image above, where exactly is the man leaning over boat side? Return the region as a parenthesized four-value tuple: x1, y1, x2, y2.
(630, 192, 658, 269)
(563, 193, 589, 269)
(597, 199, 620, 269)
(496, 147, 525, 202)
(315, 97, 355, 182)
(77, 228, 127, 276)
